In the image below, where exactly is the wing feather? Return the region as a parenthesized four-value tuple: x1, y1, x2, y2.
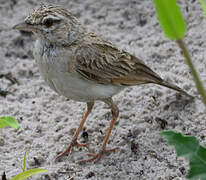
(74, 37, 163, 85)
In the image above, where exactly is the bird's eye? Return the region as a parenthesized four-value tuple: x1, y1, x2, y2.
(44, 18, 53, 28)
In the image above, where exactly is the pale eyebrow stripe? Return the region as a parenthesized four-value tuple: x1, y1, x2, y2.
(43, 14, 61, 21)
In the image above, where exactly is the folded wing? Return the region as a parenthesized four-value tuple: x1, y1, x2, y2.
(74, 40, 163, 86)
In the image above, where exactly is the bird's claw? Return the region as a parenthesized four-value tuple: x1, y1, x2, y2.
(78, 147, 120, 164)
(56, 140, 91, 160)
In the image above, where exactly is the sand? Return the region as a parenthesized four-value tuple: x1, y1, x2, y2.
(0, 0, 206, 179)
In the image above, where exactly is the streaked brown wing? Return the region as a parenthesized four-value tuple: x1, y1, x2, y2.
(74, 41, 163, 86)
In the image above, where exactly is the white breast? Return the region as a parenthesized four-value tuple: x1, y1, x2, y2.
(34, 39, 124, 102)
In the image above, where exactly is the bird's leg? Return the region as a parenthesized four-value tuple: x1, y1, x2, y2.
(79, 98, 119, 164)
(56, 102, 94, 159)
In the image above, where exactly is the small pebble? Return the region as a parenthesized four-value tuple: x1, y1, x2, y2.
(0, 138, 5, 146)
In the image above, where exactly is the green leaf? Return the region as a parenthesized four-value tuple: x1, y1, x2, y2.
(153, 0, 186, 40)
(10, 169, 48, 180)
(160, 131, 206, 180)
(159, 131, 199, 157)
(0, 116, 19, 129)
(22, 150, 28, 172)
(187, 146, 206, 179)
(200, 0, 206, 18)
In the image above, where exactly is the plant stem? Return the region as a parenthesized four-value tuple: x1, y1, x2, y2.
(177, 39, 206, 106)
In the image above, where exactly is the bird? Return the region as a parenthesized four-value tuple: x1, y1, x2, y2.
(13, 4, 192, 163)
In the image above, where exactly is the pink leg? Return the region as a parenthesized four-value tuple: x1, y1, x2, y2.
(78, 98, 120, 164)
(56, 102, 94, 159)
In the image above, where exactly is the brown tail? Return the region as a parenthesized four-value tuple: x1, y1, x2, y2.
(157, 80, 193, 98)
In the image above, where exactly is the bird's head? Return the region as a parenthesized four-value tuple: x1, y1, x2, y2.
(13, 4, 85, 45)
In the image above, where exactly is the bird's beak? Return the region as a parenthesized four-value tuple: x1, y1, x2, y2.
(12, 22, 36, 32)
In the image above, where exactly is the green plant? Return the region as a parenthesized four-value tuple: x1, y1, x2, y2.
(2, 150, 47, 180)
(160, 131, 206, 180)
(10, 151, 48, 180)
(11, 169, 48, 180)
(0, 116, 19, 129)
(200, 0, 206, 18)
(154, 0, 206, 106)
(1, 117, 47, 179)
(153, 0, 206, 179)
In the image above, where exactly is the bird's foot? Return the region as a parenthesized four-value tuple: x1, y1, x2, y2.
(78, 147, 120, 164)
(56, 139, 90, 160)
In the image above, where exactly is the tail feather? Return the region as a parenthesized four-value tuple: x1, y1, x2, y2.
(157, 80, 193, 98)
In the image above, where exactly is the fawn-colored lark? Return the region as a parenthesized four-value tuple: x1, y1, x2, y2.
(13, 4, 192, 163)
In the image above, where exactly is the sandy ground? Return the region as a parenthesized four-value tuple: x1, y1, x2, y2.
(0, 0, 206, 179)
